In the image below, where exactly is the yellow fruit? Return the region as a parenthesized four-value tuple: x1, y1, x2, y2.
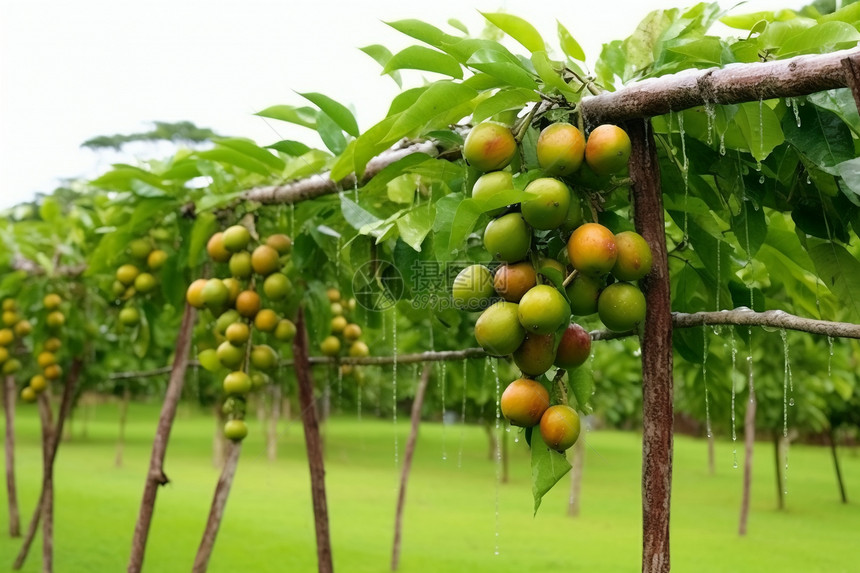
(207, 232, 232, 263)
(474, 301, 525, 356)
(251, 245, 280, 276)
(263, 273, 291, 301)
(451, 265, 495, 311)
(43, 364, 62, 380)
(274, 319, 297, 342)
(229, 252, 253, 278)
(2, 311, 19, 327)
(521, 178, 571, 231)
(320, 336, 341, 356)
(500, 378, 550, 427)
(0, 347, 8, 363)
(147, 249, 168, 270)
(186, 279, 208, 309)
(2, 299, 16, 312)
(236, 291, 261, 318)
(222, 225, 251, 253)
(536, 122, 586, 176)
(43, 337, 62, 352)
(134, 272, 157, 294)
(30, 375, 48, 393)
(585, 124, 632, 176)
(0, 329, 14, 346)
(217, 341, 245, 369)
(43, 293, 62, 310)
(463, 122, 517, 172)
(342, 324, 362, 342)
(567, 223, 618, 276)
(539, 405, 581, 451)
(37, 352, 57, 369)
(222, 278, 242, 305)
(46, 311, 65, 329)
(21, 386, 37, 403)
(349, 341, 370, 357)
(265, 234, 292, 255)
(201, 279, 230, 311)
(326, 289, 341, 303)
(517, 285, 570, 335)
(330, 302, 344, 316)
(116, 264, 140, 286)
(612, 231, 653, 282)
(331, 316, 348, 333)
(250, 345, 278, 370)
(223, 371, 252, 395)
(254, 309, 278, 332)
(3, 358, 21, 374)
(128, 238, 152, 260)
(119, 307, 140, 326)
(225, 322, 250, 345)
(14, 320, 32, 337)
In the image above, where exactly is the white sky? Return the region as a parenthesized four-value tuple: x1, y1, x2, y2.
(0, 0, 798, 209)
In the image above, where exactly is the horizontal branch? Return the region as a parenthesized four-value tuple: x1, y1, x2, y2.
(673, 308, 860, 339)
(10, 256, 86, 278)
(580, 48, 860, 124)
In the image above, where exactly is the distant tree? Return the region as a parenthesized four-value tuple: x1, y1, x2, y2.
(81, 121, 218, 151)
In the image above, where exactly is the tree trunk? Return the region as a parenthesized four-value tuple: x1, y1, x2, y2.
(127, 303, 196, 573)
(707, 432, 716, 476)
(568, 433, 585, 517)
(212, 404, 227, 469)
(293, 308, 333, 573)
(191, 442, 242, 573)
(773, 433, 785, 511)
(115, 387, 131, 468)
(391, 363, 431, 571)
(4, 375, 20, 537)
(14, 358, 83, 570)
(37, 392, 55, 573)
(267, 385, 281, 463)
(628, 119, 673, 573)
(484, 422, 498, 462)
(829, 427, 848, 504)
(738, 388, 756, 536)
(501, 425, 509, 484)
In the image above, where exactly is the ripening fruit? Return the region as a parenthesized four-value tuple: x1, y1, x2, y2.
(43, 337, 62, 352)
(147, 249, 168, 270)
(274, 319, 297, 342)
(0, 347, 8, 363)
(222, 278, 242, 305)
(493, 262, 536, 303)
(512, 333, 556, 377)
(320, 336, 341, 356)
(266, 234, 293, 255)
(207, 232, 232, 263)
(1, 312, 18, 327)
(225, 322, 250, 345)
(539, 405, 581, 451)
(198, 349, 222, 372)
(223, 371, 252, 395)
(451, 264, 495, 311)
(217, 341, 245, 369)
(250, 345, 278, 370)
(518, 285, 570, 335)
(37, 352, 57, 369)
(235, 290, 261, 318)
(471, 171, 514, 216)
(521, 178, 571, 231)
(202, 279, 230, 311)
(43, 364, 62, 380)
(331, 316, 348, 333)
(536, 122, 586, 176)
(30, 375, 48, 393)
(251, 372, 268, 389)
(612, 231, 653, 281)
(186, 279, 207, 308)
(222, 225, 251, 253)
(251, 245, 280, 276)
(2, 358, 21, 374)
(598, 282, 647, 332)
(215, 310, 241, 335)
(263, 273, 292, 300)
(254, 309, 278, 332)
(46, 311, 66, 329)
(0, 329, 13, 346)
(21, 386, 37, 403)
(463, 122, 517, 172)
(116, 264, 140, 286)
(554, 323, 592, 368)
(330, 303, 344, 316)
(343, 324, 362, 342)
(14, 320, 32, 337)
(349, 341, 370, 358)
(561, 199, 584, 233)
(585, 124, 632, 175)
(565, 273, 603, 316)
(500, 378, 550, 427)
(119, 307, 140, 326)
(229, 252, 253, 279)
(474, 301, 525, 357)
(536, 257, 566, 281)
(43, 293, 62, 310)
(111, 281, 126, 298)
(128, 238, 152, 260)
(134, 272, 157, 294)
(224, 419, 248, 441)
(567, 223, 618, 276)
(2, 299, 15, 312)
(326, 289, 341, 303)
(483, 213, 530, 263)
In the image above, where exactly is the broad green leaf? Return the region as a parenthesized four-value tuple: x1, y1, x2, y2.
(531, 430, 571, 514)
(396, 204, 436, 251)
(283, 150, 331, 180)
(807, 90, 860, 136)
(39, 197, 61, 225)
(557, 20, 585, 61)
(449, 189, 526, 249)
(340, 194, 382, 231)
(130, 179, 168, 198)
(255, 105, 317, 129)
(777, 21, 860, 57)
(819, 1, 860, 24)
(385, 19, 449, 48)
(731, 201, 767, 258)
(215, 138, 285, 170)
(195, 190, 246, 212)
(720, 11, 777, 30)
(836, 157, 860, 203)
(383, 46, 463, 79)
(531, 51, 578, 99)
(298, 92, 360, 137)
(784, 101, 854, 173)
(316, 111, 347, 155)
(196, 148, 271, 175)
(622, 9, 677, 80)
(481, 12, 545, 53)
(472, 88, 540, 123)
(383, 81, 477, 143)
(567, 360, 594, 412)
(808, 241, 860, 321)
(447, 18, 469, 35)
(329, 139, 356, 182)
(734, 101, 784, 162)
(359, 44, 402, 86)
(468, 59, 538, 90)
(666, 37, 730, 65)
(266, 140, 312, 156)
(354, 115, 401, 178)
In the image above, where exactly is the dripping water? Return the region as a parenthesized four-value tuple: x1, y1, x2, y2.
(792, 97, 802, 127)
(491, 357, 502, 556)
(704, 100, 716, 145)
(678, 112, 690, 242)
(730, 328, 738, 469)
(703, 326, 712, 439)
(289, 203, 296, 236)
(440, 360, 448, 461)
(758, 98, 765, 164)
(781, 328, 793, 494)
(827, 335, 834, 377)
(719, 131, 726, 156)
(458, 359, 468, 469)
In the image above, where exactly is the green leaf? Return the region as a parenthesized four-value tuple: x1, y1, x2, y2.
(215, 138, 285, 170)
(734, 101, 784, 162)
(531, 430, 571, 514)
(808, 241, 860, 321)
(836, 157, 860, 202)
(329, 139, 356, 182)
(481, 12, 545, 53)
(383, 81, 477, 142)
(720, 11, 775, 30)
(383, 46, 463, 79)
(468, 49, 538, 89)
(196, 148, 272, 175)
(447, 18, 469, 35)
(396, 204, 436, 251)
(449, 189, 526, 248)
(39, 197, 61, 225)
(359, 44, 402, 86)
(567, 361, 594, 412)
(340, 195, 382, 231)
(557, 20, 585, 61)
(255, 105, 318, 129)
(778, 21, 860, 57)
(385, 19, 450, 49)
(784, 102, 854, 173)
(731, 201, 767, 258)
(472, 88, 540, 123)
(266, 140, 312, 156)
(132, 307, 150, 359)
(316, 112, 347, 155)
(531, 51, 578, 99)
(298, 92, 359, 137)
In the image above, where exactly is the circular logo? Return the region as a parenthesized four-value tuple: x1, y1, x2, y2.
(351, 260, 404, 311)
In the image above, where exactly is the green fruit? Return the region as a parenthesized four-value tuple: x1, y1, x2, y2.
(483, 213, 530, 263)
(512, 333, 556, 377)
(554, 323, 592, 368)
(134, 272, 157, 294)
(119, 307, 140, 326)
(612, 231, 653, 281)
(463, 122, 517, 172)
(215, 310, 241, 335)
(225, 322, 250, 345)
(128, 238, 152, 260)
(266, 234, 292, 255)
(349, 341, 370, 357)
(3, 359, 21, 374)
(224, 419, 248, 441)
(451, 264, 495, 311)
(112, 280, 126, 298)
(250, 345, 278, 370)
(539, 405, 581, 451)
(43, 293, 62, 310)
(21, 386, 37, 403)
(330, 303, 344, 316)
(536, 123, 586, 176)
(566, 273, 603, 316)
(217, 341, 245, 369)
(186, 279, 208, 309)
(202, 279, 230, 311)
(331, 316, 347, 333)
(116, 264, 140, 286)
(198, 349, 222, 373)
(518, 285, 569, 335)
(597, 282, 646, 332)
(474, 301, 525, 357)
(500, 378, 549, 427)
(251, 372, 268, 389)
(343, 324, 362, 341)
(14, 320, 32, 337)
(229, 252, 253, 279)
(46, 311, 65, 329)
(0, 347, 8, 363)
(585, 124, 632, 176)
(567, 223, 618, 276)
(561, 198, 584, 233)
(222, 225, 251, 252)
(320, 336, 341, 356)
(471, 171, 514, 215)
(263, 273, 292, 300)
(274, 319, 297, 342)
(0, 329, 12, 346)
(521, 178, 571, 231)
(30, 374, 48, 393)
(222, 278, 241, 305)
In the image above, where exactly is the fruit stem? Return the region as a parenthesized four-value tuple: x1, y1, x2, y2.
(562, 269, 579, 288)
(553, 369, 569, 404)
(514, 103, 540, 144)
(565, 68, 602, 97)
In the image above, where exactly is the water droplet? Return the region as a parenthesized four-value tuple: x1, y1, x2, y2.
(789, 397, 795, 407)
(731, 328, 738, 469)
(759, 175, 765, 184)
(827, 335, 834, 377)
(792, 97, 802, 127)
(458, 359, 468, 469)
(703, 326, 712, 442)
(704, 100, 716, 145)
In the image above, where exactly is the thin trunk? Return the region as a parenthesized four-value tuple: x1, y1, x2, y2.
(127, 303, 196, 573)
(115, 387, 131, 468)
(829, 427, 848, 504)
(738, 388, 756, 536)
(707, 432, 716, 476)
(628, 119, 673, 573)
(256, 394, 266, 434)
(37, 392, 55, 573)
(191, 442, 242, 573)
(568, 433, 585, 517)
(14, 358, 83, 570)
(774, 433, 784, 511)
(484, 423, 497, 461)
(282, 397, 291, 422)
(501, 425, 509, 484)
(4, 375, 21, 537)
(293, 308, 333, 573)
(267, 385, 281, 463)
(391, 363, 431, 572)
(212, 404, 226, 469)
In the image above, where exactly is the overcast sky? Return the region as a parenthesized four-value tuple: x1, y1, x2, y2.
(0, 0, 798, 209)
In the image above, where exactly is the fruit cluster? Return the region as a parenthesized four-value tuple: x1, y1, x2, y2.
(0, 298, 31, 380)
(186, 226, 296, 442)
(319, 288, 368, 363)
(18, 294, 66, 402)
(111, 237, 169, 328)
(455, 120, 653, 451)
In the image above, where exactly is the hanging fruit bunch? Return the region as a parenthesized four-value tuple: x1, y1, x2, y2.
(0, 298, 30, 396)
(20, 293, 66, 402)
(110, 236, 169, 329)
(319, 288, 368, 381)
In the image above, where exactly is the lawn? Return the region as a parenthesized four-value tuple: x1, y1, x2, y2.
(1, 399, 858, 572)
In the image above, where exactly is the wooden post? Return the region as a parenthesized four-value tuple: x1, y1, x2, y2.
(3, 375, 21, 537)
(829, 428, 848, 504)
(738, 387, 756, 535)
(37, 392, 55, 573)
(773, 434, 784, 510)
(191, 442, 242, 572)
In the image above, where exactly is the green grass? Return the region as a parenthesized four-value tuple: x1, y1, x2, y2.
(1, 400, 859, 572)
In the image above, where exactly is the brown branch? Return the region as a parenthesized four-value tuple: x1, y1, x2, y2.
(37, 392, 55, 573)
(4, 375, 20, 537)
(109, 365, 174, 380)
(191, 442, 242, 573)
(9, 256, 86, 278)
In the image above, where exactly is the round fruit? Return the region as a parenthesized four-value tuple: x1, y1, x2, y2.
(483, 213, 530, 263)
(521, 178, 571, 231)
(585, 124, 631, 175)
(567, 223, 618, 276)
(43, 293, 62, 310)
(474, 301, 525, 356)
(598, 282, 647, 332)
(250, 345, 278, 370)
(493, 262, 536, 303)
(222, 278, 241, 305)
(612, 231, 653, 282)
(331, 316, 347, 333)
(566, 273, 603, 316)
(215, 310, 241, 335)
(554, 323, 592, 368)
(225, 322, 250, 345)
(340, 364, 354, 376)
(112, 280, 126, 298)
(254, 309, 278, 332)
(134, 272, 157, 294)
(128, 238, 152, 260)
(451, 264, 495, 311)
(330, 303, 344, 316)
(2, 299, 15, 311)
(266, 234, 292, 255)
(320, 336, 341, 356)
(116, 264, 140, 286)
(186, 279, 208, 308)
(224, 419, 248, 441)
(471, 171, 514, 216)
(251, 245, 280, 276)
(500, 378, 550, 427)
(349, 341, 370, 358)
(223, 371, 252, 395)
(326, 288, 341, 303)
(119, 307, 140, 326)
(207, 232, 232, 263)
(274, 319, 297, 342)
(236, 290, 261, 318)
(518, 285, 569, 335)
(343, 323, 362, 342)
(229, 252, 253, 278)
(21, 386, 37, 403)
(561, 199, 584, 233)
(147, 249, 168, 270)
(512, 333, 556, 376)
(46, 311, 65, 329)
(222, 225, 251, 253)
(347, 298, 357, 312)
(463, 122, 517, 172)
(3, 359, 21, 374)
(251, 372, 268, 389)
(0, 347, 8, 363)
(217, 341, 245, 369)
(536, 122, 586, 176)
(43, 337, 62, 352)
(14, 320, 32, 337)
(536, 257, 566, 280)
(539, 405, 581, 451)
(43, 364, 62, 380)
(0, 329, 12, 346)
(202, 279, 230, 311)
(198, 349, 222, 372)
(1, 312, 18, 327)
(30, 375, 48, 393)
(263, 273, 292, 300)
(37, 351, 57, 369)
